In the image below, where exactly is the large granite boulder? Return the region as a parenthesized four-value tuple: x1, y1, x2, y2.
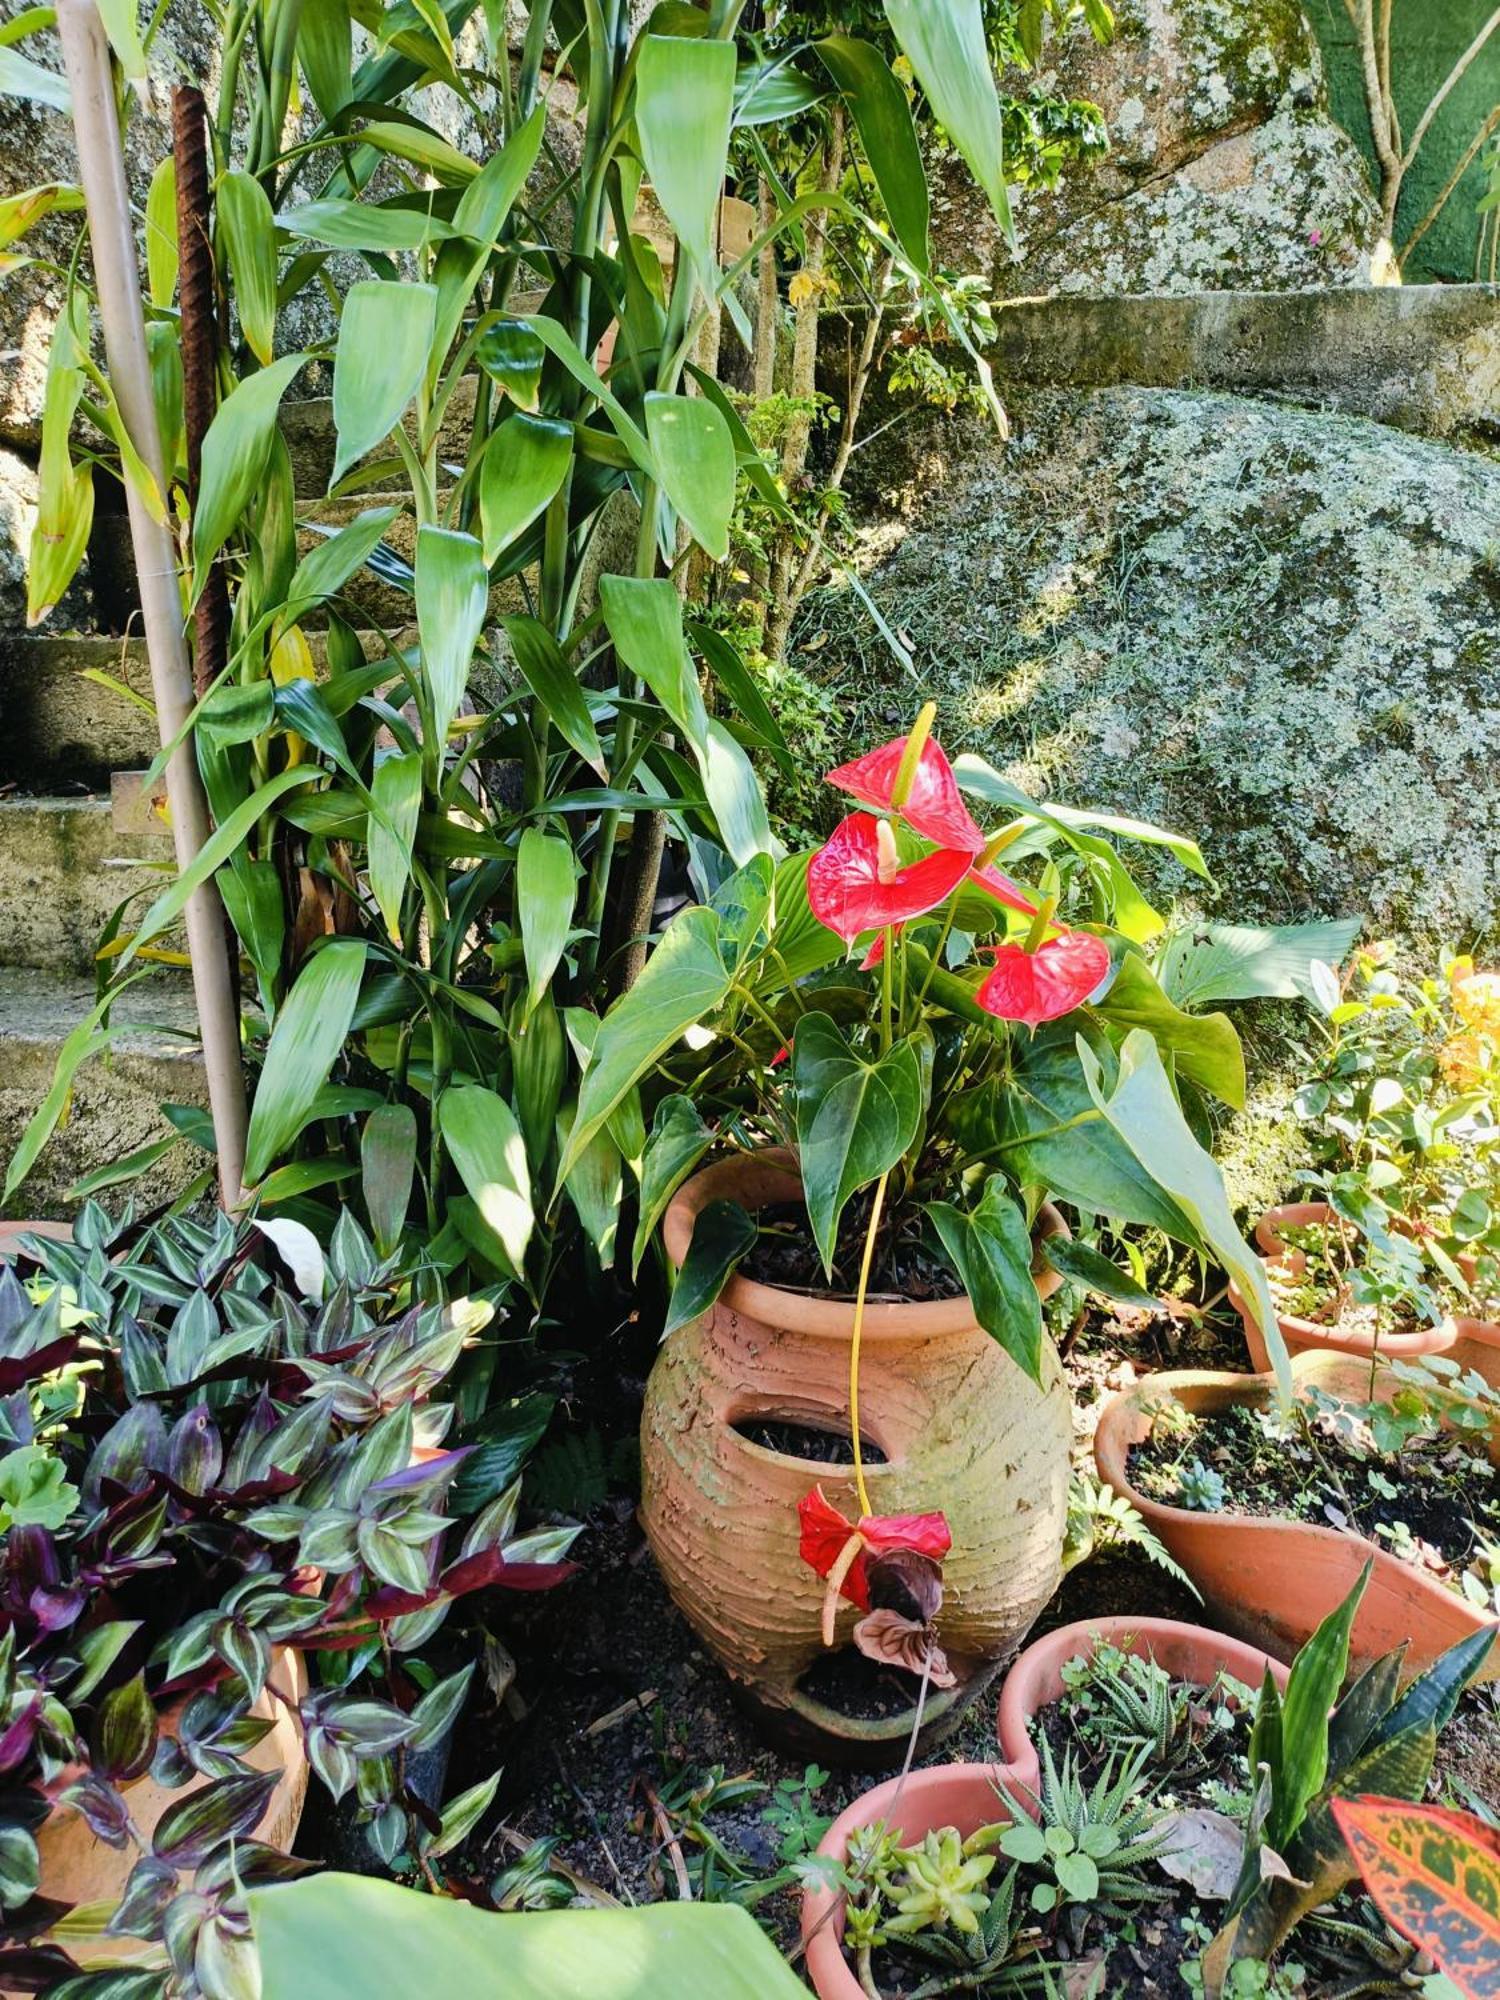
(803, 386, 1500, 954)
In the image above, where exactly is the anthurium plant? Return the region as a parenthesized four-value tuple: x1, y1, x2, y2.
(0, 1208, 575, 1995)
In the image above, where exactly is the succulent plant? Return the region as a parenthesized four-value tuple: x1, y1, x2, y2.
(0, 1205, 576, 1997)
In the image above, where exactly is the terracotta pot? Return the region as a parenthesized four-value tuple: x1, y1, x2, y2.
(995, 1616, 1290, 1795)
(35, 1645, 310, 1940)
(1094, 1354, 1500, 1682)
(1232, 1202, 1459, 1372)
(642, 1150, 1073, 1762)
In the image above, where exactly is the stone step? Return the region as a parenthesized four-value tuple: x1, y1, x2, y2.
(0, 966, 207, 1221)
(0, 796, 174, 974)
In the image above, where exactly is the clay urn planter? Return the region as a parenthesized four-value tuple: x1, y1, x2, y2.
(1230, 1202, 1460, 1373)
(1094, 1353, 1500, 1683)
(32, 1645, 310, 1966)
(641, 1149, 1073, 1764)
(801, 1617, 1288, 2000)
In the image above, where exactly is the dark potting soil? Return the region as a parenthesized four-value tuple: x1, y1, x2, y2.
(732, 1415, 889, 1465)
(796, 1643, 930, 1721)
(1125, 1400, 1500, 1607)
(742, 1196, 967, 1303)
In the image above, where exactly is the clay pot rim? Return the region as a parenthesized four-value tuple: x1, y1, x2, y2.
(1092, 1358, 1500, 1648)
(1240, 1201, 1461, 1359)
(663, 1147, 1068, 1341)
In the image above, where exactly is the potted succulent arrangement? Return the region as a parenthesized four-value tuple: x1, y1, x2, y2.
(1234, 946, 1500, 1375)
(566, 705, 1287, 1758)
(800, 1571, 1493, 2000)
(1095, 1346, 1500, 1679)
(0, 1205, 577, 1993)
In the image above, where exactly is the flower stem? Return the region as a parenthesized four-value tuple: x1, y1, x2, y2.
(850, 1169, 890, 1520)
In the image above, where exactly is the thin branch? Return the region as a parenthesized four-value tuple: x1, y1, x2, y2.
(1403, 6, 1500, 170)
(1401, 103, 1500, 259)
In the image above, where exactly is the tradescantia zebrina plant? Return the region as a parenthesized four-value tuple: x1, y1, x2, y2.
(7, 0, 1040, 1323)
(0, 1208, 575, 1996)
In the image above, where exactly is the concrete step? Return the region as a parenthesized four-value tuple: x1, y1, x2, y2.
(0, 796, 174, 974)
(0, 966, 207, 1221)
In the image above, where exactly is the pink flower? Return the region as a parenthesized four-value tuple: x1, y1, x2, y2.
(807, 812, 971, 944)
(827, 733, 985, 855)
(976, 931, 1111, 1028)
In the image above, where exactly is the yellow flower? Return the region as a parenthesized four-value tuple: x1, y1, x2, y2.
(1450, 969, 1500, 1037)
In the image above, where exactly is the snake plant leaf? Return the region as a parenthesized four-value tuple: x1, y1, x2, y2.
(330, 280, 437, 486)
(815, 35, 929, 271)
(191, 353, 308, 602)
(478, 412, 572, 566)
(438, 1086, 534, 1275)
(516, 827, 576, 1016)
(415, 525, 487, 750)
(217, 171, 279, 365)
(644, 391, 736, 561)
(634, 33, 737, 303)
(792, 1013, 924, 1276)
(598, 576, 708, 756)
(501, 615, 605, 776)
(244, 942, 368, 1186)
(884, 0, 1012, 244)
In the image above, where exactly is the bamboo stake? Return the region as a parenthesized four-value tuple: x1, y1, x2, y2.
(56, 0, 248, 1207)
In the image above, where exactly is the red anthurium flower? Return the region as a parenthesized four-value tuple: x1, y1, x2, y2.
(827, 735, 985, 855)
(976, 930, 1112, 1029)
(968, 861, 1038, 919)
(808, 812, 971, 944)
(797, 1486, 952, 1615)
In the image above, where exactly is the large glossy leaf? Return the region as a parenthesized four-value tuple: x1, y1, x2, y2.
(926, 1174, 1044, 1383)
(192, 353, 308, 599)
(438, 1086, 533, 1274)
(954, 755, 1210, 881)
(479, 413, 573, 565)
(884, 0, 1011, 241)
(792, 1014, 924, 1275)
(1093, 953, 1245, 1108)
(599, 576, 707, 755)
(368, 751, 423, 942)
(1331, 1799, 1500, 2000)
(280, 199, 458, 252)
(251, 1873, 810, 1998)
(453, 100, 545, 242)
(217, 170, 279, 366)
(663, 1198, 756, 1337)
(645, 391, 736, 562)
(631, 1095, 715, 1277)
(415, 525, 487, 749)
(516, 827, 576, 1015)
(1078, 1029, 1290, 1407)
(557, 907, 730, 1181)
(298, 0, 352, 119)
(1157, 919, 1363, 1010)
(501, 615, 605, 775)
(331, 281, 437, 486)
(244, 942, 367, 1186)
(816, 35, 929, 270)
(701, 719, 775, 866)
(635, 33, 737, 300)
(361, 1103, 417, 1257)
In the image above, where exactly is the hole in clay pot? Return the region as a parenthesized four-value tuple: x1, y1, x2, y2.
(730, 1415, 888, 1466)
(795, 1645, 933, 1722)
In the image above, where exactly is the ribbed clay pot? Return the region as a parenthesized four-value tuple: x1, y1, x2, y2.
(1230, 1202, 1459, 1373)
(642, 1150, 1073, 1764)
(1094, 1355, 1499, 1682)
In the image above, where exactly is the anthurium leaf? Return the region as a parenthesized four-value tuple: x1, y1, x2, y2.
(438, 1085, 533, 1275)
(644, 391, 736, 561)
(883, 0, 1011, 242)
(360, 1103, 417, 1258)
(663, 1198, 756, 1338)
(815, 35, 929, 271)
(792, 1014, 924, 1276)
(1042, 1236, 1160, 1309)
(1093, 953, 1245, 1109)
(632, 1095, 716, 1279)
(192, 353, 308, 600)
(599, 575, 708, 755)
(331, 280, 437, 486)
(558, 907, 730, 1183)
(926, 1175, 1044, 1383)
(1156, 918, 1364, 1010)
(1077, 1028, 1290, 1406)
(217, 170, 279, 366)
(244, 941, 368, 1186)
(634, 33, 737, 300)
(501, 615, 605, 776)
(415, 524, 487, 748)
(368, 751, 423, 943)
(250, 1873, 812, 1997)
(516, 827, 576, 1015)
(479, 412, 573, 566)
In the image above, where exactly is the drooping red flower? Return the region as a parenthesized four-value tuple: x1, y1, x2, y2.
(969, 861, 1039, 920)
(976, 931, 1112, 1029)
(807, 812, 971, 945)
(797, 1486, 952, 1613)
(827, 735, 985, 854)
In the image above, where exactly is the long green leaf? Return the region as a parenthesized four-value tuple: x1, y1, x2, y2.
(2, 978, 152, 1200)
(361, 1103, 417, 1257)
(415, 525, 487, 749)
(331, 280, 437, 486)
(635, 34, 737, 300)
(439, 1085, 534, 1274)
(816, 35, 929, 271)
(478, 413, 572, 566)
(453, 100, 545, 242)
(192, 354, 308, 600)
(501, 615, 605, 775)
(1093, 953, 1245, 1109)
(598, 576, 707, 755)
(700, 718, 775, 866)
(927, 1174, 1044, 1383)
(285, 507, 401, 622)
(663, 1198, 756, 1337)
(884, 0, 1012, 241)
(1271, 1565, 1370, 1849)
(369, 751, 423, 943)
(631, 1095, 715, 1278)
(217, 170, 279, 366)
(280, 199, 458, 252)
(644, 391, 736, 562)
(792, 1013, 924, 1275)
(516, 827, 576, 1015)
(244, 942, 367, 1186)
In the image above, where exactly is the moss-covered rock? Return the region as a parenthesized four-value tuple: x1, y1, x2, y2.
(799, 387, 1500, 955)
